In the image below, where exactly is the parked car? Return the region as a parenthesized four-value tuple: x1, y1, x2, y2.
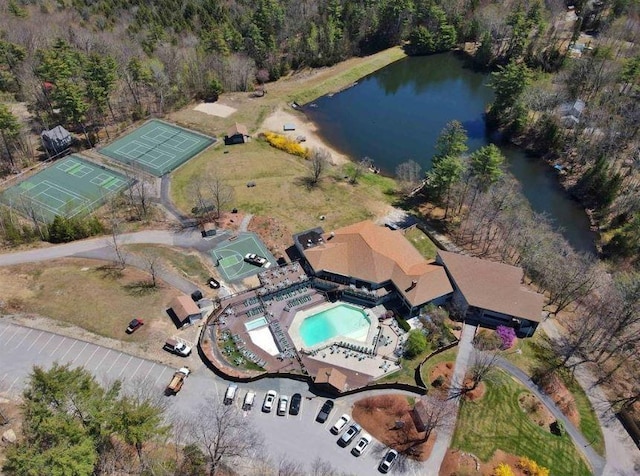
(338, 423, 361, 447)
(262, 390, 277, 413)
(351, 433, 372, 456)
(163, 338, 192, 357)
(244, 253, 271, 268)
(223, 384, 238, 405)
(277, 395, 289, 415)
(126, 319, 144, 334)
(330, 414, 351, 434)
(289, 393, 302, 415)
(378, 449, 399, 473)
(316, 399, 334, 423)
(242, 391, 255, 411)
(164, 367, 190, 395)
(207, 277, 220, 289)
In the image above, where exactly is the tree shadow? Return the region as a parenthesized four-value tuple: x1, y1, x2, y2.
(123, 280, 158, 296)
(97, 264, 124, 280)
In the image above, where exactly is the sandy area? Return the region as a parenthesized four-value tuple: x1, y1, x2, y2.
(193, 102, 237, 118)
(260, 107, 350, 165)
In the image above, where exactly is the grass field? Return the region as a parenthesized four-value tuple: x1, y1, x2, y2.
(126, 244, 214, 285)
(404, 227, 438, 260)
(0, 260, 180, 344)
(171, 139, 397, 233)
(420, 346, 458, 388)
(505, 332, 605, 456)
(452, 370, 592, 476)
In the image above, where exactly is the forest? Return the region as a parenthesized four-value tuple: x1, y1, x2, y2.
(0, 0, 638, 260)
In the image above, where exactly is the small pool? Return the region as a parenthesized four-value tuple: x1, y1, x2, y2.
(299, 304, 370, 347)
(245, 316, 268, 331)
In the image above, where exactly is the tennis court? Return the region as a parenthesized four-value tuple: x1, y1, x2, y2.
(211, 232, 276, 282)
(99, 120, 215, 176)
(0, 155, 131, 223)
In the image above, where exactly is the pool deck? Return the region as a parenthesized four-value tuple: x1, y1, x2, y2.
(206, 262, 407, 390)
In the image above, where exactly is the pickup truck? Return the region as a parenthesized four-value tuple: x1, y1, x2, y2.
(165, 367, 190, 395)
(163, 338, 192, 357)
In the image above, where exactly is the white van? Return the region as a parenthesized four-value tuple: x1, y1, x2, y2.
(242, 391, 256, 410)
(224, 384, 238, 405)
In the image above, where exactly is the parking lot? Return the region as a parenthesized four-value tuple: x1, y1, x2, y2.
(0, 321, 423, 475)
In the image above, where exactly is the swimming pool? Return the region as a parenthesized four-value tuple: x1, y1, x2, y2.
(245, 316, 268, 331)
(299, 304, 371, 347)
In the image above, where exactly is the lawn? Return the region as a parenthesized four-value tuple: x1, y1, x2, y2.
(420, 346, 459, 389)
(0, 260, 181, 344)
(171, 139, 397, 234)
(126, 244, 214, 285)
(505, 331, 605, 456)
(404, 226, 438, 260)
(378, 343, 435, 386)
(451, 370, 592, 476)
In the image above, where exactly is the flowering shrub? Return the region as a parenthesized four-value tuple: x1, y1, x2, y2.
(261, 132, 309, 158)
(493, 462, 514, 476)
(496, 325, 516, 350)
(517, 456, 550, 476)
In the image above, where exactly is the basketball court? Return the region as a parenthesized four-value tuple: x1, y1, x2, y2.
(99, 119, 215, 176)
(0, 155, 131, 223)
(211, 232, 276, 282)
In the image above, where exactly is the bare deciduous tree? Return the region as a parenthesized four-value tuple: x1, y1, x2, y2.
(349, 156, 372, 184)
(192, 171, 234, 223)
(307, 147, 331, 186)
(395, 159, 423, 194)
(190, 399, 264, 476)
(449, 351, 499, 399)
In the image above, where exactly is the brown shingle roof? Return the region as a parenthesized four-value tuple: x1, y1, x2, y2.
(302, 221, 452, 307)
(438, 251, 545, 322)
(169, 295, 201, 322)
(227, 123, 249, 137)
(314, 367, 347, 392)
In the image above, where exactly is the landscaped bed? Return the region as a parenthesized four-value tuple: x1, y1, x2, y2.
(451, 370, 591, 476)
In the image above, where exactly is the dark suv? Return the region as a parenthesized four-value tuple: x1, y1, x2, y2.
(289, 393, 302, 415)
(315, 399, 334, 423)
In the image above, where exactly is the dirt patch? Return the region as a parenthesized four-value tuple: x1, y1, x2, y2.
(538, 372, 580, 427)
(518, 392, 555, 431)
(463, 379, 486, 401)
(193, 102, 237, 118)
(440, 449, 526, 476)
(247, 215, 292, 261)
(430, 361, 454, 388)
(352, 394, 435, 461)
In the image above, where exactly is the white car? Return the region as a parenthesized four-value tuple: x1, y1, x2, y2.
(262, 390, 277, 413)
(330, 414, 350, 434)
(277, 395, 289, 415)
(351, 432, 372, 456)
(379, 449, 399, 473)
(244, 253, 271, 268)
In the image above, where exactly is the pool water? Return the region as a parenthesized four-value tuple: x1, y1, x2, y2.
(299, 304, 371, 347)
(245, 316, 268, 331)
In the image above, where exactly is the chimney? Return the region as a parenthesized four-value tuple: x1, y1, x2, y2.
(405, 280, 417, 292)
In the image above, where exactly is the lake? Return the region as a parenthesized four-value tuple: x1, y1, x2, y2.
(304, 53, 596, 253)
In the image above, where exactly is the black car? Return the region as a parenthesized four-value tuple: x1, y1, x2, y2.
(126, 319, 144, 334)
(289, 393, 302, 415)
(316, 399, 334, 423)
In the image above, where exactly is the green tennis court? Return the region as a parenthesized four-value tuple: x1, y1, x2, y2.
(211, 232, 276, 282)
(0, 155, 131, 223)
(99, 119, 215, 176)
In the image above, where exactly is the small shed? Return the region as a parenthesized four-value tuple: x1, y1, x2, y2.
(200, 222, 217, 238)
(410, 398, 432, 432)
(167, 295, 202, 327)
(224, 123, 250, 145)
(41, 125, 72, 156)
(314, 367, 347, 394)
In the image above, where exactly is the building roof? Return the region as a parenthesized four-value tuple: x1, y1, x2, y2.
(314, 367, 347, 392)
(301, 221, 453, 307)
(169, 295, 201, 322)
(227, 123, 249, 137)
(437, 251, 545, 322)
(41, 125, 71, 141)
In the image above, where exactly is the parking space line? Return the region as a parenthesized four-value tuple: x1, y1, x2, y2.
(5, 327, 21, 345)
(38, 334, 55, 354)
(81, 346, 100, 368)
(143, 362, 156, 381)
(7, 375, 21, 393)
(25, 331, 44, 352)
(71, 342, 89, 363)
(0, 325, 13, 338)
(12, 328, 33, 351)
(106, 352, 123, 373)
(94, 349, 112, 370)
(117, 356, 134, 378)
(49, 335, 66, 355)
(153, 368, 167, 387)
(129, 359, 144, 380)
(58, 340, 77, 363)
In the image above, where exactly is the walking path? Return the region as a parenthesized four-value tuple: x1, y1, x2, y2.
(239, 212, 253, 232)
(424, 323, 476, 475)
